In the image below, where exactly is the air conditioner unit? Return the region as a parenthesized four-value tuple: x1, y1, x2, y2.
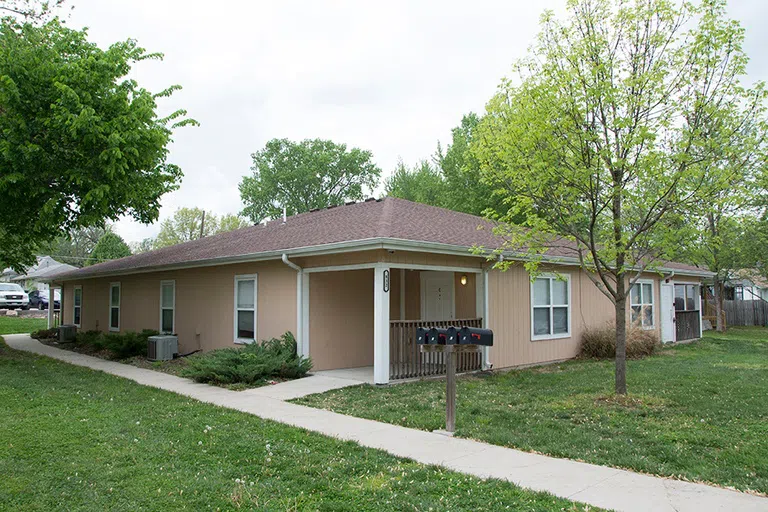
(147, 335, 178, 361)
(58, 324, 77, 343)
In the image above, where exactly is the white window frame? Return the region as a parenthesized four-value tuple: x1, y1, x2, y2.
(72, 285, 82, 328)
(159, 280, 175, 334)
(234, 274, 258, 344)
(630, 279, 655, 329)
(674, 282, 700, 312)
(530, 273, 572, 341)
(109, 282, 121, 332)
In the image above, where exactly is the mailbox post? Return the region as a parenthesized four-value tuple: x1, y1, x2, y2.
(445, 343, 457, 431)
(417, 326, 493, 434)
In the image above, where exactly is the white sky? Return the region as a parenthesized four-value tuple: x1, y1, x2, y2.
(65, 0, 768, 244)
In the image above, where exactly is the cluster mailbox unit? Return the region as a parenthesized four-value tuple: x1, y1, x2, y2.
(416, 325, 493, 433)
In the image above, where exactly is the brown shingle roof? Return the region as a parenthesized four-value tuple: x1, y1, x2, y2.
(54, 197, 710, 280)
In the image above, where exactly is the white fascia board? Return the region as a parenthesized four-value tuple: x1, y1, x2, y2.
(52, 236, 714, 282)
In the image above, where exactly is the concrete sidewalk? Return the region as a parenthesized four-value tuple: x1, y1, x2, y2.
(5, 334, 766, 512)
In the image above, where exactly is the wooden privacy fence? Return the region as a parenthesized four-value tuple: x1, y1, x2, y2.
(389, 318, 483, 380)
(724, 300, 768, 327)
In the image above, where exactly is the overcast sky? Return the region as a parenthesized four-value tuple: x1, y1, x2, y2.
(66, 0, 768, 244)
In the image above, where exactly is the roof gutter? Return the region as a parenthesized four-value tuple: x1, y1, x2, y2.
(282, 254, 306, 357)
(50, 237, 716, 282)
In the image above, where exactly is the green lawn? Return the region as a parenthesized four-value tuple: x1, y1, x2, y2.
(0, 338, 596, 512)
(294, 328, 768, 494)
(0, 315, 46, 335)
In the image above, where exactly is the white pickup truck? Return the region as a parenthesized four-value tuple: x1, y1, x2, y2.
(0, 283, 30, 309)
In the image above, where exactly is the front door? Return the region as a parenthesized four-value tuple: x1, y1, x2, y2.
(660, 283, 675, 343)
(421, 271, 454, 320)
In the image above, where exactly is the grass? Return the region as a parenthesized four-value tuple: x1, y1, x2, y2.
(294, 327, 768, 494)
(0, 337, 596, 511)
(0, 316, 46, 335)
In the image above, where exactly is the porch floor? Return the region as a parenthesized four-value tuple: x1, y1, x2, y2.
(313, 366, 374, 384)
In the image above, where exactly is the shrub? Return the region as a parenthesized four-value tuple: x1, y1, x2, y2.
(102, 329, 158, 359)
(75, 330, 104, 349)
(181, 332, 312, 386)
(31, 328, 58, 340)
(73, 329, 158, 359)
(580, 323, 660, 359)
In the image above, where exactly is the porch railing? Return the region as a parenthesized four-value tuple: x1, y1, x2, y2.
(389, 318, 483, 380)
(675, 310, 701, 341)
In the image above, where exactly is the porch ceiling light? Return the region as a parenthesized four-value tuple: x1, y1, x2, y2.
(460, 275, 468, 286)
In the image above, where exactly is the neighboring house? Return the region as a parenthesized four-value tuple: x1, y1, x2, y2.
(12, 256, 77, 291)
(0, 267, 19, 282)
(49, 198, 711, 384)
(724, 270, 768, 302)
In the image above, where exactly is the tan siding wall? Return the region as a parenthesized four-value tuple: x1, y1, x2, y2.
(61, 260, 296, 353)
(296, 250, 382, 269)
(309, 269, 374, 370)
(487, 267, 687, 369)
(487, 265, 616, 369)
(454, 272, 476, 319)
(297, 249, 485, 270)
(404, 269, 421, 320)
(383, 251, 483, 269)
(389, 268, 402, 321)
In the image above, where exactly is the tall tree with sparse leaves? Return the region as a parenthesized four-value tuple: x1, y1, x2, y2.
(473, 0, 766, 394)
(0, 17, 197, 270)
(154, 208, 219, 249)
(240, 138, 381, 224)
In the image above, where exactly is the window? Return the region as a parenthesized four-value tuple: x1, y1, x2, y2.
(160, 280, 175, 334)
(734, 285, 744, 301)
(109, 282, 120, 331)
(73, 286, 82, 327)
(630, 280, 654, 329)
(674, 284, 699, 311)
(531, 274, 570, 340)
(234, 274, 257, 343)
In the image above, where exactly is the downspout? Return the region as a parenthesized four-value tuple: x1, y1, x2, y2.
(482, 254, 502, 371)
(282, 254, 304, 356)
(482, 266, 492, 370)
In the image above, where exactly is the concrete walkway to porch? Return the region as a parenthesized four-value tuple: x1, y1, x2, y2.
(5, 334, 766, 512)
(242, 367, 373, 400)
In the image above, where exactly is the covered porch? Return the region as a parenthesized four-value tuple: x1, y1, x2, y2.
(297, 261, 488, 384)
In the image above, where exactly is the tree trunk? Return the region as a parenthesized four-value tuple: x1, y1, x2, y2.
(713, 275, 723, 332)
(614, 279, 628, 395)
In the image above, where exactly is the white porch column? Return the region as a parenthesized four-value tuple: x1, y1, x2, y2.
(301, 273, 310, 358)
(481, 269, 492, 370)
(47, 285, 56, 328)
(373, 264, 390, 384)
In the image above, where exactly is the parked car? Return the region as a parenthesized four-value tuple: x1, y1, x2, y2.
(28, 289, 60, 310)
(0, 283, 29, 309)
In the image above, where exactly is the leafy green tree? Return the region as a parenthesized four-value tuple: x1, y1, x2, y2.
(86, 232, 131, 266)
(0, 18, 196, 270)
(154, 208, 219, 249)
(129, 237, 155, 255)
(384, 159, 447, 207)
(40, 225, 111, 267)
(679, 118, 766, 331)
(240, 139, 381, 223)
(218, 213, 251, 233)
(472, 0, 765, 394)
(437, 113, 508, 218)
(385, 113, 510, 219)
(0, 0, 65, 22)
